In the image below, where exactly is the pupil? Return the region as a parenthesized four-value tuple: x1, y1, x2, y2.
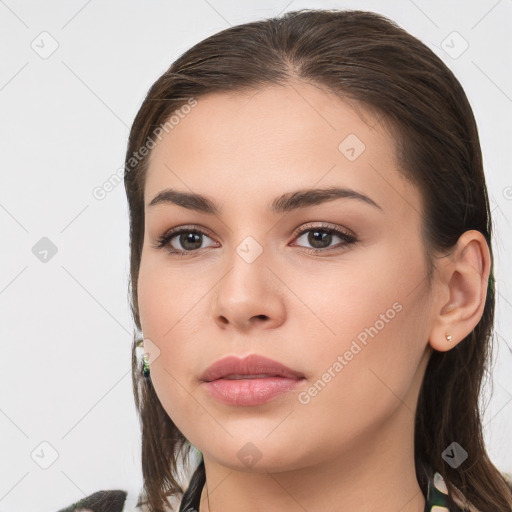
(180, 232, 202, 250)
(309, 230, 331, 249)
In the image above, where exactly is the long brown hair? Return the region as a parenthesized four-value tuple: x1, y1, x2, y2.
(124, 9, 512, 511)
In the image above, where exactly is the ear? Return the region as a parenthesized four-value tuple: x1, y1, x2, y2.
(429, 230, 491, 352)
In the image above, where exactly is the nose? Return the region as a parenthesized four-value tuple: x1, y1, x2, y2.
(211, 246, 286, 332)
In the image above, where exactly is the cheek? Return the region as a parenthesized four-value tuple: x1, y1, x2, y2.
(291, 298, 426, 459)
(137, 253, 204, 339)
(302, 250, 429, 425)
(137, 257, 209, 427)
(137, 272, 196, 381)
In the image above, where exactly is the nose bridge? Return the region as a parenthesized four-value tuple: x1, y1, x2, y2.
(212, 232, 284, 330)
(220, 234, 270, 305)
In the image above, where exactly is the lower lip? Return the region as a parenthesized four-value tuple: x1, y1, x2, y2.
(202, 377, 304, 406)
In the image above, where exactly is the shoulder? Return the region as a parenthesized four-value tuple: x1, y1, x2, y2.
(56, 489, 143, 512)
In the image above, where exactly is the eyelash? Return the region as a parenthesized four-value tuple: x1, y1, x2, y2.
(153, 223, 357, 257)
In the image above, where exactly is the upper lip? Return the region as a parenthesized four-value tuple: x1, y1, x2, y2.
(200, 354, 305, 382)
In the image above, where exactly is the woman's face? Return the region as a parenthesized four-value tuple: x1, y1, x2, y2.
(137, 82, 436, 471)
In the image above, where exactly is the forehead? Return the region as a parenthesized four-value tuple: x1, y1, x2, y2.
(143, 82, 421, 218)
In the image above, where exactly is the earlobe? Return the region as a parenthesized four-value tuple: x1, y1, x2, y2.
(428, 230, 491, 353)
(429, 326, 456, 353)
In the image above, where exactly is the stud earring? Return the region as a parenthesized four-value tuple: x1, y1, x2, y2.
(446, 334, 453, 343)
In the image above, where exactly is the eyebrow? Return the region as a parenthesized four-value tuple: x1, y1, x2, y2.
(148, 186, 382, 215)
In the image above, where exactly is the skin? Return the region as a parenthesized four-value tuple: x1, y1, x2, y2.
(137, 81, 491, 512)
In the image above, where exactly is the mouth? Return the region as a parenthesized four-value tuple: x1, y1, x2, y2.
(199, 354, 305, 406)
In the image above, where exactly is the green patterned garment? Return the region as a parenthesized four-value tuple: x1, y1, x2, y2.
(423, 471, 472, 511)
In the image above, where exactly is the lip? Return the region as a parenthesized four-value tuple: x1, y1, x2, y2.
(200, 354, 304, 382)
(200, 354, 305, 406)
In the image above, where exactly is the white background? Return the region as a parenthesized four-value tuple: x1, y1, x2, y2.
(1, 1, 511, 511)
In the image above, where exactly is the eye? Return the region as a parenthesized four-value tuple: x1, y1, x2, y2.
(153, 225, 218, 255)
(291, 222, 357, 253)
